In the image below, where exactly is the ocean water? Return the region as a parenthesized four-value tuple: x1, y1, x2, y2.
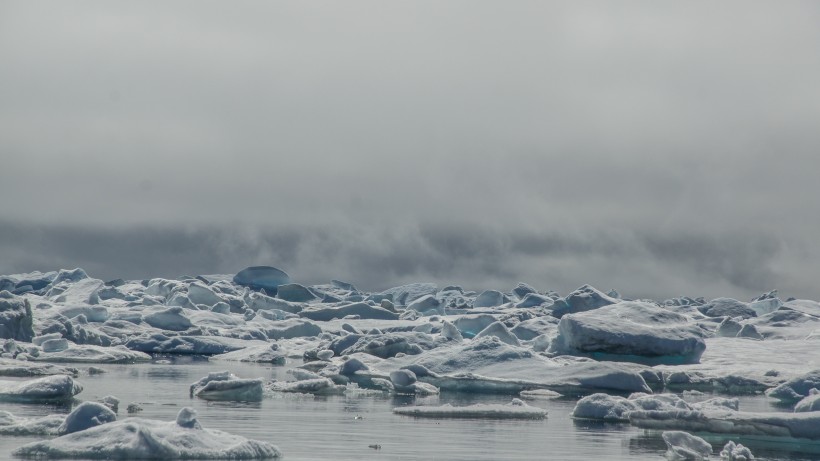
(1, 357, 818, 461)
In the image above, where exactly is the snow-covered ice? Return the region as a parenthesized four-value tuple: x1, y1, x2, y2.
(393, 398, 547, 419)
(0, 374, 82, 403)
(13, 407, 281, 459)
(190, 371, 264, 401)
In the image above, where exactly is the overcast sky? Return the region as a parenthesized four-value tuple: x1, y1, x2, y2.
(1, 1, 819, 300)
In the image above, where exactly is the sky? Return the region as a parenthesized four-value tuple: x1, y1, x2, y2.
(1, 1, 819, 301)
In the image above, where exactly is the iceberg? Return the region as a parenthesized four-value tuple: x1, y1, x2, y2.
(14, 407, 281, 459)
(393, 398, 546, 419)
(550, 301, 706, 365)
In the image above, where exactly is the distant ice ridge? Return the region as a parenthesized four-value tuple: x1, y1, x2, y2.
(13, 407, 281, 459)
(393, 398, 547, 419)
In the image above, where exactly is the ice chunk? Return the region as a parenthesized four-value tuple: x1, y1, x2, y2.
(630, 407, 820, 440)
(379, 283, 437, 306)
(187, 282, 224, 307)
(662, 431, 712, 460)
(125, 334, 265, 355)
(0, 375, 82, 403)
(512, 282, 537, 299)
(720, 441, 754, 460)
(190, 371, 264, 401)
(515, 293, 554, 308)
(51, 278, 104, 305)
(233, 266, 291, 294)
(276, 283, 317, 303)
(698, 298, 757, 319)
(550, 285, 618, 318)
(440, 320, 463, 342)
(246, 292, 303, 313)
(0, 410, 64, 435)
(550, 301, 706, 365)
(572, 393, 695, 422)
(0, 358, 77, 377)
(142, 306, 193, 331)
(453, 314, 498, 338)
(35, 344, 152, 363)
(406, 295, 441, 315)
(300, 302, 398, 321)
(473, 290, 508, 308)
(14, 407, 281, 459)
(766, 370, 820, 403)
(393, 399, 546, 419)
(0, 291, 34, 341)
(268, 377, 345, 395)
(58, 401, 117, 434)
(794, 388, 820, 412)
(474, 321, 520, 346)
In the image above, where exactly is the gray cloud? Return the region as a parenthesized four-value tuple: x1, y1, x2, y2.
(1, 1, 819, 301)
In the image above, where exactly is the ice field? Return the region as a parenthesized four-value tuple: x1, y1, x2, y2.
(1, 265, 820, 459)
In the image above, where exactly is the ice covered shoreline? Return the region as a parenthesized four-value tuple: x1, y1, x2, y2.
(1, 266, 819, 458)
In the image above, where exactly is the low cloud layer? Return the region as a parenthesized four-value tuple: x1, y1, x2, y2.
(1, 1, 818, 300)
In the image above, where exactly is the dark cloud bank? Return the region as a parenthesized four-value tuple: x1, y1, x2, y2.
(1, 1, 819, 300)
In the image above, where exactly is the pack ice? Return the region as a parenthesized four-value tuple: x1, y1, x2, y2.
(3, 265, 820, 457)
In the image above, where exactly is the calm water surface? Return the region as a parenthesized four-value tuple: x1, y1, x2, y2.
(1, 357, 818, 461)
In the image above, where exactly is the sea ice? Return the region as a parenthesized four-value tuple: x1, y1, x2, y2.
(0, 375, 82, 403)
(393, 398, 546, 419)
(233, 266, 291, 294)
(190, 371, 264, 401)
(0, 291, 34, 341)
(662, 431, 712, 460)
(550, 301, 707, 365)
(14, 407, 281, 459)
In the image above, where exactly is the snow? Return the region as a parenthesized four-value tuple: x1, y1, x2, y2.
(190, 371, 264, 401)
(393, 398, 547, 419)
(14, 407, 281, 459)
(0, 375, 82, 403)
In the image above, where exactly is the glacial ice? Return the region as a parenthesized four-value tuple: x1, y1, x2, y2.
(720, 441, 754, 460)
(393, 398, 547, 419)
(13, 407, 281, 459)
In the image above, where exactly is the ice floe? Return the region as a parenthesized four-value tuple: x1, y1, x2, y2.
(393, 398, 546, 419)
(13, 407, 281, 459)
